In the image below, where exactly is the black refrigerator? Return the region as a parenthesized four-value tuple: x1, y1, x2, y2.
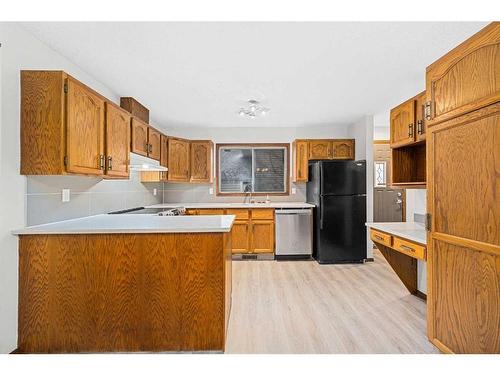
(307, 160, 367, 264)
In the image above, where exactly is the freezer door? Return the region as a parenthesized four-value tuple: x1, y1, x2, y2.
(315, 194, 367, 263)
(320, 160, 366, 196)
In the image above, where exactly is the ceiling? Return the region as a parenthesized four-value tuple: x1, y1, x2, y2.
(21, 22, 487, 128)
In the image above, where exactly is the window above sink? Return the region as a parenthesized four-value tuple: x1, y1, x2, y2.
(216, 144, 290, 196)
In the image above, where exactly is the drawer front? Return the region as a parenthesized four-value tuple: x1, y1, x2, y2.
(196, 209, 224, 215)
(226, 209, 249, 220)
(370, 229, 392, 247)
(185, 209, 198, 215)
(251, 209, 274, 220)
(392, 237, 426, 260)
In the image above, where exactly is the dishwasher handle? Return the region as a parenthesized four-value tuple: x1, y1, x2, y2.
(275, 209, 312, 215)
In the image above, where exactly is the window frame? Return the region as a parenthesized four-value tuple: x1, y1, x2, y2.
(216, 143, 290, 196)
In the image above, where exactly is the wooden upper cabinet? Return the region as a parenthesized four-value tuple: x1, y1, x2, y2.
(390, 98, 416, 148)
(426, 22, 500, 126)
(160, 135, 168, 167)
(190, 141, 213, 183)
(309, 140, 332, 159)
(167, 137, 191, 182)
(66, 77, 105, 176)
(148, 127, 161, 161)
(331, 139, 355, 159)
(105, 103, 131, 178)
(20, 71, 130, 178)
(293, 140, 309, 182)
(130, 117, 149, 157)
(415, 91, 427, 142)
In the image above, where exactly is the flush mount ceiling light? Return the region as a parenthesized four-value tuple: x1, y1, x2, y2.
(238, 100, 270, 118)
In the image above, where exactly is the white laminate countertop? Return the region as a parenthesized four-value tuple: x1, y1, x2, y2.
(147, 202, 315, 209)
(366, 222, 427, 245)
(12, 214, 236, 235)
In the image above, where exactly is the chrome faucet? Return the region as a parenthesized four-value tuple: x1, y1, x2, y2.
(243, 185, 254, 204)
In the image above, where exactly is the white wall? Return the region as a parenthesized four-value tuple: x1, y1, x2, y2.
(0, 23, 124, 353)
(373, 110, 390, 140)
(348, 116, 374, 259)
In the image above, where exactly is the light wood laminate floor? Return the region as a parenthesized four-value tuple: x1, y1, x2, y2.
(225, 249, 439, 354)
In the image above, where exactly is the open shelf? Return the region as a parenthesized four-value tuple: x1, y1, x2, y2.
(391, 143, 426, 187)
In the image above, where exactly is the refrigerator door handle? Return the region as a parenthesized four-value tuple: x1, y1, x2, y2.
(319, 197, 324, 230)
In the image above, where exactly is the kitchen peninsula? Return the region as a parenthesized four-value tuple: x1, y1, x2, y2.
(12, 214, 235, 353)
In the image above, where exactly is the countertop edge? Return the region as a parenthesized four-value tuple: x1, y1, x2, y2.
(366, 222, 427, 246)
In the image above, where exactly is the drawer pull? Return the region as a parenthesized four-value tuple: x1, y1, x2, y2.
(400, 244, 415, 252)
(374, 235, 384, 241)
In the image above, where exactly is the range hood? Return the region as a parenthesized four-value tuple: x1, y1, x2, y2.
(129, 153, 168, 172)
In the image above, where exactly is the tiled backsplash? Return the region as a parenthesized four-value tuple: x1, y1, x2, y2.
(26, 171, 163, 225)
(162, 182, 307, 204)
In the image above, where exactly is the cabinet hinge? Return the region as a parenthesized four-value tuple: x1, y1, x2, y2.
(425, 213, 432, 232)
(63, 82, 68, 94)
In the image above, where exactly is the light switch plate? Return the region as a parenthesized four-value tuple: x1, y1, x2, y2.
(291, 187, 297, 195)
(153, 188, 157, 196)
(62, 189, 70, 202)
(209, 187, 214, 195)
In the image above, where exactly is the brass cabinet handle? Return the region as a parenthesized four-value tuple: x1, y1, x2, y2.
(408, 123, 414, 138)
(374, 235, 384, 241)
(417, 120, 423, 135)
(99, 154, 105, 170)
(107, 156, 113, 170)
(424, 101, 432, 120)
(145, 142, 149, 152)
(149, 144, 153, 153)
(400, 244, 416, 252)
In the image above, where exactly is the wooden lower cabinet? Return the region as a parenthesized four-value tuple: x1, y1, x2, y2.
(231, 221, 251, 253)
(190, 208, 274, 254)
(251, 220, 275, 253)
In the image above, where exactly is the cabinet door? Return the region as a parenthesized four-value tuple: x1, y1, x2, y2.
(167, 138, 190, 182)
(148, 128, 161, 161)
(231, 221, 250, 254)
(131, 118, 148, 156)
(251, 220, 275, 253)
(426, 23, 500, 126)
(160, 134, 168, 168)
(331, 140, 355, 159)
(190, 141, 213, 183)
(390, 99, 416, 148)
(427, 103, 500, 353)
(293, 140, 309, 182)
(308, 140, 332, 159)
(105, 103, 130, 178)
(66, 78, 105, 175)
(415, 91, 427, 142)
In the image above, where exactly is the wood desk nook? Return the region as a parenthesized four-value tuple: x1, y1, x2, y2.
(367, 222, 427, 298)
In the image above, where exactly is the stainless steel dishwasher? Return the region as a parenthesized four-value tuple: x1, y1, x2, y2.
(275, 208, 313, 260)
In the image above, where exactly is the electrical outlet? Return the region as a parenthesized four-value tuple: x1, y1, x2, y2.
(62, 189, 70, 202)
(209, 187, 214, 195)
(153, 188, 157, 196)
(291, 187, 297, 195)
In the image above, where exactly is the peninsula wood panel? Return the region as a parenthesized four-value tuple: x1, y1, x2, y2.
(426, 22, 500, 126)
(130, 117, 149, 157)
(190, 140, 213, 183)
(20, 71, 65, 175)
(147, 128, 161, 161)
(105, 103, 131, 178)
(168, 137, 191, 182)
(427, 103, 500, 353)
(18, 233, 231, 353)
